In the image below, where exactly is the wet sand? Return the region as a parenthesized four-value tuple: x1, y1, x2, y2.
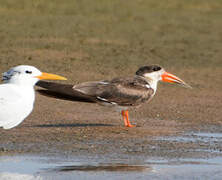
(0, 74, 221, 156)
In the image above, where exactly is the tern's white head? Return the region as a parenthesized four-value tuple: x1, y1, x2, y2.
(2, 65, 67, 86)
(0, 65, 66, 130)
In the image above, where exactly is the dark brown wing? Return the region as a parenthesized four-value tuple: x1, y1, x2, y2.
(73, 76, 154, 106)
(36, 81, 95, 103)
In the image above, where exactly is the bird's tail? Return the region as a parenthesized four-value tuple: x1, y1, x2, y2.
(36, 81, 94, 103)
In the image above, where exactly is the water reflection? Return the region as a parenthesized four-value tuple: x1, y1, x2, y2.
(52, 164, 149, 172)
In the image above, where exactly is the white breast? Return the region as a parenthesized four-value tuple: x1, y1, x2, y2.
(0, 84, 35, 129)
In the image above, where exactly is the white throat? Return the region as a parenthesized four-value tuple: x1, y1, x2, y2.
(143, 69, 164, 93)
(147, 78, 158, 93)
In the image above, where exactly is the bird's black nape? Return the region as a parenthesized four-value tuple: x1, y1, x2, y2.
(135, 65, 162, 76)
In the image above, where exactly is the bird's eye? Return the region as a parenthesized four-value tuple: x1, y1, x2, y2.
(25, 70, 32, 74)
(153, 66, 161, 71)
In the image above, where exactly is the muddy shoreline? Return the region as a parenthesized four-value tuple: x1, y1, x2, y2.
(1, 90, 221, 160)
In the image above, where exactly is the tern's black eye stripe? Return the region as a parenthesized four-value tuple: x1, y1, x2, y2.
(25, 70, 32, 74)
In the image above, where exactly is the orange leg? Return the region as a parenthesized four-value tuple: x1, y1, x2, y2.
(121, 110, 135, 127)
(124, 110, 135, 127)
(121, 110, 128, 126)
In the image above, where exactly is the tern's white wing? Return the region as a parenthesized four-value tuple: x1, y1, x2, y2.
(0, 84, 34, 129)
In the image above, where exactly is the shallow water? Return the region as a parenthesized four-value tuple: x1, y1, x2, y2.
(1, 132, 222, 180)
(1, 155, 222, 180)
(156, 132, 222, 143)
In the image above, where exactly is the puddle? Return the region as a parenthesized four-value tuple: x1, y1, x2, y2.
(154, 132, 222, 156)
(148, 157, 222, 179)
(1, 132, 222, 179)
(0, 155, 153, 180)
(1, 155, 222, 180)
(193, 132, 222, 138)
(156, 132, 222, 143)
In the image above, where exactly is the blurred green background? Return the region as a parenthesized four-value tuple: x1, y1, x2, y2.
(0, 0, 221, 84)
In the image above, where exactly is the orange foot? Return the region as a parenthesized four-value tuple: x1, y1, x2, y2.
(121, 110, 136, 128)
(125, 124, 136, 128)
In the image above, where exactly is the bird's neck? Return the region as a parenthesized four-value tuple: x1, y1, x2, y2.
(136, 75, 158, 92)
(148, 80, 158, 93)
(12, 83, 35, 102)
